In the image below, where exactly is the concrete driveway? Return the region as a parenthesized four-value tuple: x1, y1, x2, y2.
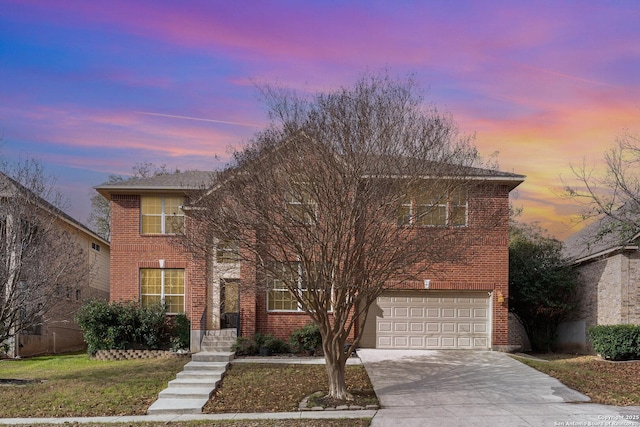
(358, 349, 640, 426)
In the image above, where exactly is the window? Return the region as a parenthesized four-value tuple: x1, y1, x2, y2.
(266, 262, 331, 312)
(140, 268, 185, 314)
(285, 187, 317, 224)
(91, 242, 100, 252)
(141, 196, 185, 234)
(216, 240, 240, 263)
(267, 262, 302, 311)
(398, 186, 467, 226)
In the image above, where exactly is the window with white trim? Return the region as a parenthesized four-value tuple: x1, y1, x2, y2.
(141, 196, 185, 234)
(398, 186, 467, 226)
(267, 262, 303, 311)
(284, 187, 317, 224)
(140, 268, 185, 314)
(267, 262, 332, 312)
(216, 240, 240, 264)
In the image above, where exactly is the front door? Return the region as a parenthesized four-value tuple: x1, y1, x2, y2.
(221, 279, 239, 329)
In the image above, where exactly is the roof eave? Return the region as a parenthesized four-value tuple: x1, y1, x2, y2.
(95, 185, 203, 198)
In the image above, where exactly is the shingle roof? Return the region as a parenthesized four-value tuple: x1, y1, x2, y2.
(95, 170, 216, 198)
(0, 172, 109, 245)
(562, 216, 639, 264)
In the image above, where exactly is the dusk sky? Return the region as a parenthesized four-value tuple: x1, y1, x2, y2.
(2, 1, 639, 239)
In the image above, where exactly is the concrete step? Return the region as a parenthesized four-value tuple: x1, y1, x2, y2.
(182, 361, 229, 371)
(192, 351, 234, 363)
(147, 397, 210, 415)
(201, 346, 234, 351)
(168, 376, 222, 388)
(158, 386, 215, 400)
(147, 336, 236, 415)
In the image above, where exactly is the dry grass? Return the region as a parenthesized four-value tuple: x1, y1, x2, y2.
(204, 363, 375, 413)
(513, 354, 640, 406)
(0, 353, 189, 417)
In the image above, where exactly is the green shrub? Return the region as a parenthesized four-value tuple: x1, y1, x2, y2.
(137, 304, 170, 349)
(76, 300, 179, 354)
(588, 324, 640, 360)
(232, 336, 258, 356)
(170, 313, 191, 351)
(75, 300, 124, 353)
(289, 323, 322, 354)
(264, 335, 289, 354)
(231, 333, 289, 356)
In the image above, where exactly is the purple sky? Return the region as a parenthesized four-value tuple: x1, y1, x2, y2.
(2, 0, 640, 239)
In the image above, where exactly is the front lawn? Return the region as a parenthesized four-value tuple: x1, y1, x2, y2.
(0, 354, 373, 427)
(0, 353, 189, 417)
(513, 354, 640, 406)
(204, 363, 375, 413)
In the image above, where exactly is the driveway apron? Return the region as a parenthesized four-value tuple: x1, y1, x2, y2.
(358, 349, 640, 427)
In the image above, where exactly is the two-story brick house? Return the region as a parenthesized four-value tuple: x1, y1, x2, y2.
(97, 164, 523, 352)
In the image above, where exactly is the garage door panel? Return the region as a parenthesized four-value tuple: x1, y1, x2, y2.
(393, 336, 408, 347)
(441, 308, 455, 318)
(474, 323, 487, 333)
(410, 322, 424, 332)
(474, 337, 488, 347)
(441, 323, 456, 333)
(474, 308, 488, 317)
(379, 321, 392, 332)
(410, 307, 423, 317)
(458, 308, 471, 318)
(394, 307, 408, 317)
(375, 292, 491, 350)
(457, 337, 471, 348)
(409, 336, 424, 347)
(394, 322, 408, 332)
(425, 322, 439, 332)
(426, 308, 439, 317)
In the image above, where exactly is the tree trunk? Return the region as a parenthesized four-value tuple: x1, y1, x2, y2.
(325, 355, 351, 400)
(322, 334, 352, 400)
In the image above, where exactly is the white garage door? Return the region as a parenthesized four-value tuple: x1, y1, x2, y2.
(375, 292, 491, 349)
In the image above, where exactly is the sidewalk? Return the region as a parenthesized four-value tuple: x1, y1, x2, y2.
(0, 410, 377, 425)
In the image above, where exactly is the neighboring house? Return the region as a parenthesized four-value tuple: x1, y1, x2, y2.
(558, 220, 640, 353)
(0, 173, 110, 357)
(96, 167, 523, 352)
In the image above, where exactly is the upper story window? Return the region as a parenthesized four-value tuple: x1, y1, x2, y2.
(398, 186, 467, 227)
(91, 242, 100, 252)
(141, 196, 185, 234)
(216, 240, 240, 264)
(284, 187, 317, 225)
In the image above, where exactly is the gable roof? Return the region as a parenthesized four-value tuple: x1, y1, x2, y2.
(95, 170, 216, 198)
(563, 216, 639, 264)
(0, 172, 109, 246)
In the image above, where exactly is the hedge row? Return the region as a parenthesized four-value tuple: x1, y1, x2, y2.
(75, 300, 190, 355)
(588, 324, 640, 361)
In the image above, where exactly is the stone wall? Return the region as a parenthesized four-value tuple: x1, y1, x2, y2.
(92, 349, 190, 361)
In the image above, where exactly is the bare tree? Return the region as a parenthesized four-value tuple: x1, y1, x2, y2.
(185, 73, 487, 399)
(565, 133, 640, 244)
(0, 158, 86, 352)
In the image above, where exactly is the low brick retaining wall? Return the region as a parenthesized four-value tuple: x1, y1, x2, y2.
(92, 349, 190, 361)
